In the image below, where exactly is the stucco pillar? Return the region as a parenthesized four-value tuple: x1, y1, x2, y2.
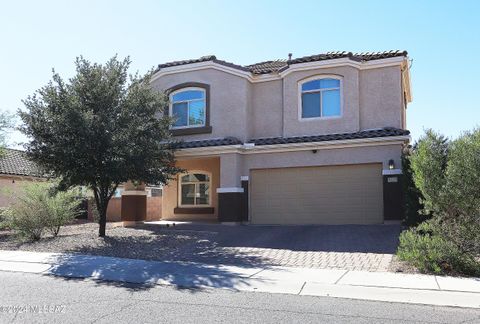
(219, 153, 243, 188)
(217, 153, 246, 223)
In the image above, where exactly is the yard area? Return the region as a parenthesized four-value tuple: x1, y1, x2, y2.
(0, 221, 404, 272)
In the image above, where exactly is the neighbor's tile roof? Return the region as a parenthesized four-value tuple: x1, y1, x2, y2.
(0, 148, 46, 178)
(156, 51, 408, 75)
(173, 128, 409, 149)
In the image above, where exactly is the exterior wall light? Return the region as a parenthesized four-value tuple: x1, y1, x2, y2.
(388, 159, 395, 170)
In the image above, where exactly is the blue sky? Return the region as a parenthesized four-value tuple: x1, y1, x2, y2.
(1, 0, 479, 146)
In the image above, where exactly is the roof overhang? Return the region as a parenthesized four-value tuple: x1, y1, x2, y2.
(174, 135, 410, 158)
(151, 56, 407, 84)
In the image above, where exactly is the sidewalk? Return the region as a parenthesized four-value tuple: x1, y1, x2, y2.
(0, 250, 479, 308)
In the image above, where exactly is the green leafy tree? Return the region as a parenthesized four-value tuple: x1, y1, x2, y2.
(400, 128, 480, 274)
(402, 146, 430, 227)
(19, 56, 180, 237)
(0, 111, 14, 156)
(410, 129, 449, 215)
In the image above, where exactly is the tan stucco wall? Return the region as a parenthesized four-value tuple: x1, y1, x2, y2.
(250, 80, 283, 139)
(242, 144, 402, 174)
(214, 144, 402, 190)
(283, 66, 360, 137)
(151, 64, 405, 141)
(162, 157, 220, 221)
(194, 143, 402, 191)
(359, 66, 403, 130)
(151, 69, 251, 142)
(0, 176, 45, 208)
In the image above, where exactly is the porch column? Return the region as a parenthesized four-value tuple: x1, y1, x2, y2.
(217, 153, 245, 223)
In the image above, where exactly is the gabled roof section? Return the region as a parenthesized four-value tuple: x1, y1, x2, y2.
(156, 55, 250, 74)
(154, 50, 408, 76)
(0, 148, 47, 178)
(245, 60, 288, 75)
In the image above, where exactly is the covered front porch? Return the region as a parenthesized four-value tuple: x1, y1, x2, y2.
(161, 155, 248, 223)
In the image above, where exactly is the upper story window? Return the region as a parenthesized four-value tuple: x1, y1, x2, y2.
(179, 172, 211, 206)
(170, 87, 206, 128)
(300, 77, 342, 119)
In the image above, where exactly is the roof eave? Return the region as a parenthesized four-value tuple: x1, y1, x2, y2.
(175, 134, 410, 157)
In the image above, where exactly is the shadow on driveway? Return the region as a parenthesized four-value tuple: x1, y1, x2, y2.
(139, 223, 403, 254)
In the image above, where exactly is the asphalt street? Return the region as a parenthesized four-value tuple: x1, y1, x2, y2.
(0, 271, 479, 324)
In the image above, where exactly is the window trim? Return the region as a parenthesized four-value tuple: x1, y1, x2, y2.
(297, 75, 343, 121)
(167, 82, 212, 136)
(177, 170, 212, 207)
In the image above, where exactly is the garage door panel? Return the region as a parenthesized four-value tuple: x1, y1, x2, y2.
(250, 164, 383, 225)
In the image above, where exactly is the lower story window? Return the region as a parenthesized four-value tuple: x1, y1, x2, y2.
(180, 173, 211, 206)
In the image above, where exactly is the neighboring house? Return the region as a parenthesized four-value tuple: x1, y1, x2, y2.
(0, 149, 162, 221)
(0, 148, 47, 208)
(152, 50, 412, 225)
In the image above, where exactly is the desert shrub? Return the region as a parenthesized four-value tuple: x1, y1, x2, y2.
(402, 147, 430, 227)
(399, 128, 480, 275)
(3, 184, 50, 240)
(4, 182, 81, 240)
(0, 207, 8, 230)
(398, 221, 480, 275)
(43, 187, 81, 236)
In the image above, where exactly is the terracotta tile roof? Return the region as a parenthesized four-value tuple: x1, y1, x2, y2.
(172, 137, 243, 149)
(155, 51, 408, 75)
(172, 128, 409, 149)
(0, 148, 46, 178)
(156, 55, 250, 73)
(285, 50, 407, 66)
(245, 60, 288, 75)
(249, 127, 410, 146)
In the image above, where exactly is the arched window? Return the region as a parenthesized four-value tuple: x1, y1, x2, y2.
(170, 87, 206, 128)
(179, 172, 211, 206)
(300, 77, 342, 119)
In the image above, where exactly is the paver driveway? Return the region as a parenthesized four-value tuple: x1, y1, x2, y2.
(143, 223, 402, 272)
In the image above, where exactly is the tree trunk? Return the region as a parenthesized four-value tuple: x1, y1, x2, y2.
(98, 209, 107, 237)
(93, 185, 117, 238)
(93, 188, 109, 237)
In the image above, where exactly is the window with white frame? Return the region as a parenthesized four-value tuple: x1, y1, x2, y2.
(179, 173, 211, 206)
(300, 77, 341, 119)
(170, 88, 206, 128)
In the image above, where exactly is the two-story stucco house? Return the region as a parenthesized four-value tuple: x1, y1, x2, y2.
(151, 51, 412, 225)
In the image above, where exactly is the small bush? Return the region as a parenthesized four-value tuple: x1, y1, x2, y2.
(4, 183, 81, 240)
(44, 188, 81, 236)
(3, 184, 49, 240)
(398, 221, 480, 276)
(0, 207, 8, 230)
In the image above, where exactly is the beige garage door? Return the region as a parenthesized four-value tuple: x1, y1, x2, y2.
(250, 164, 383, 225)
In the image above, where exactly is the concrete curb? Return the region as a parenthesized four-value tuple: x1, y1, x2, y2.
(0, 250, 479, 308)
